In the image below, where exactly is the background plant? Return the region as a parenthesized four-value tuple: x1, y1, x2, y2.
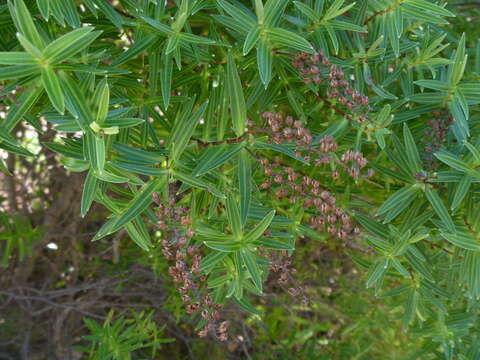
(1, 0, 480, 359)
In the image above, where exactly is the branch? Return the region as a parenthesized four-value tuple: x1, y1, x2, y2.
(317, 93, 347, 117)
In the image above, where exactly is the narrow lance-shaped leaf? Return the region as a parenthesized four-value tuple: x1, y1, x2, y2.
(81, 170, 99, 217)
(12, 0, 45, 49)
(41, 67, 65, 114)
(241, 249, 263, 293)
(238, 150, 251, 226)
(403, 123, 421, 173)
(257, 36, 272, 88)
(111, 33, 158, 66)
(266, 28, 314, 54)
(93, 178, 163, 240)
(85, 131, 105, 173)
(170, 101, 208, 162)
(451, 175, 471, 211)
(441, 232, 480, 251)
(0, 52, 36, 65)
(226, 52, 247, 137)
(3, 85, 43, 132)
(226, 195, 242, 239)
(43, 27, 100, 64)
(95, 78, 109, 126)
(244, 210, 275, 243)
(160, 51, 173, 109)
(243, 26, 261, 56)
(36, 0, 50, 20)
(173, 171, 225, 199)
(424, 187, 455, 232)
(194, 143, 244, 177)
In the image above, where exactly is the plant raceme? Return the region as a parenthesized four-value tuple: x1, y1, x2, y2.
(1, 0, 480, 356)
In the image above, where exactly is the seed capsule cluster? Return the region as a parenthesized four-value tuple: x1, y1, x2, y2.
(254, 112, 372, 182)
(153, 194, 229, 341)
(266, 250, 309, 306)
(292, 50, 371, 125)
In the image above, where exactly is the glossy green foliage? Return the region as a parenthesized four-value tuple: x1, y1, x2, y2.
(1, 0, 480, 357)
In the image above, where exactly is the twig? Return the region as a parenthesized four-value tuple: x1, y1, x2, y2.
(317, 93, 347, 117)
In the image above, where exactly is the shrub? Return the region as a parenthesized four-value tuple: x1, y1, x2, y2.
(1, 0, 479, 358)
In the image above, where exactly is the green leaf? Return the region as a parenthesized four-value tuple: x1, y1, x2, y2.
(0, 65, 40, 80)
(204, 240, 241, 252)
(125, 218, 152, 251)
(200, 251, 228, 273)
(195, 223, 231, 241)
(241, 249, 263, 293)
(0, 52, 36, 65)
(93, 178, 163, 240)
(36, 0, 50, 20)
(323, 0, 356, 21)
(243, 26, 262, 55)
(179, 32, 216, 45)
(404, 0, 455, 17)
(377, 186, 418, 217)
(246, 0, 260, 22)
(253, 237, 294, 250)
(226, 52, 247, 137)
(257, 36, 272, 88)
(81, 170, 99, 218)
(226, 195, 242, 239)
(366, 258, 389, 288)
(110, 161, 166, 177)
(111, 33, 158, 66)
(377, 104, 392, 126)
(3, 85, 43, 132)
(434, 150, 472, 173)
(244, 210, 275, 243)
(217, 0, 256, 31)
(170, 100, 208, 162)
(464, 142, 480, 164)
(139, 15, 174, 36)
(103, 117, 144, 129)
(451, 175, 472, 211)
(293, 2, 318, 22)
(60, 73, 93, 130)
(424, 187, 455, 232)
(194, 143, 244, 177)
(41, 66, 65, 114)
(266, 28, 314, 53)
(355, 213, 390, 239)
(441, 232, 480, 251)
(253, 141, 309, 165)
(414, 80, 449, 91)
(233, 296, 262, 316)
(161, 52, 173, 109)
(92, 0, 123, 28)
(173, 171, 225, 199)
(330, 20, 365, 32)
(16, 33, 42, 58)
(165, 34, 180, 55)
(12, 0, 45, 49)
(449, 33, 467, 86)
(85, 131, 105, 173)
(43, 27, 100, 64)
(0, 158, 12, 176)
(264, 0, 289, 26)
(95, 79, 109, 126)
(403, 123, 421, 173)
(238, 150, 251, 225)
